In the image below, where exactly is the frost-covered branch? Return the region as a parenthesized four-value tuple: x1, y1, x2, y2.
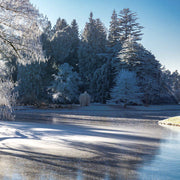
(0, 0, 45, 58)
(0, 79, 17, 120)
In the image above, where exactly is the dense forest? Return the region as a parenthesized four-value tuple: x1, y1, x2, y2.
(0, 1, 180, 119)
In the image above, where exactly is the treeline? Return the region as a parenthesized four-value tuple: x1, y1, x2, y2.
(40, 9, 180, 105)
(2, 7, 180, 106)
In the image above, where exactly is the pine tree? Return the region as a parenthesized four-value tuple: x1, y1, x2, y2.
(108, 10, 121, 50)
(116, 36, 164, 104)
(119, 8, 143, 43)
(116, 36, 140, 72)
(51, 18, 80, 70)
(51, 25, 72, 66)
(49, 63, 80, 104)
(108, 10, 123, 96)
(110, 69, 141, 107)
(40, 19, 55, 87)
(54, 18, 68, 32)
(17, 61, 45, 104)
(136, 46, 161, 104)
(90, 55, 111, 103)
(78, 12, 107, 97)
(159, 69, 180, 104)
(67, 19, 80, 70)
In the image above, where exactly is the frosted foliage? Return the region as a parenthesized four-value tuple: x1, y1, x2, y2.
(0, 0, 42, 58)
(120, 36, 138, 61)
(78, 13, 107, 86)
(49, 63, 80, 103)
(114, 36, 138, 73)
(119, 8, 143, 42)
(108, 10, 120, 47)
(17, 61, 43, 104)
(91, 61, 111, 103)
(51, 26, 72, 65)
(110, 70, 141, 105)
(0, 80, 16, 120)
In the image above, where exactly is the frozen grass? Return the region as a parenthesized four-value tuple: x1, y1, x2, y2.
(159, 116, 180, 127)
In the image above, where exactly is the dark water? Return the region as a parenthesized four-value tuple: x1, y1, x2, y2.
(0, 105, 180, 180)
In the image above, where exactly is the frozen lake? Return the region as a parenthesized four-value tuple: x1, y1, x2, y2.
(0, 104, 180, 179)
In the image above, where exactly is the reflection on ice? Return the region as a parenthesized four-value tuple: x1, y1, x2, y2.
(0, 104, 179, 179)
(138, 127, 180, 180)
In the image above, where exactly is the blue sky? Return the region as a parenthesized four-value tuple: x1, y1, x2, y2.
(30, 0, 180, 72)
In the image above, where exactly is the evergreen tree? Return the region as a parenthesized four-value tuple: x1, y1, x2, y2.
(108, 10, 121, 50)
(119, 8, 143, 43)
(116, 36, 140, 72)
(136, 46, 161, 104)
(171, 70, 180, 91)
(90, 55, 111, 103)
(110, 69, 141, 107)
(160, 68, 180, 103)
(108, 10, 122, 95)
(54, 18, 68, 32)
(49, 63, 80, 104)
(78, 12, 107, 98)
(51, 25, 72, 66)
(51, 18, 80, 70)
(17, 61, 45, 104)
(40, 19, 55, 86)
(116, 36, 163, 104)
(67, 19, 80, 70)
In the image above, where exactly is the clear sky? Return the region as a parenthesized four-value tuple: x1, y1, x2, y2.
(30, 0, 180, 73)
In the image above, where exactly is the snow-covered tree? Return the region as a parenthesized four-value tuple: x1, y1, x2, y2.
(16, 19, 47, 104)
(0, 60, 17, 120)
(116, 37, 163, 104)
(53, 18, 68, 32)
(49, 63, 80, 104)
(51, 18, 80, 69)
(171, 70, 180, 102)
(108, 9, 121, 50)
(136, 46, 161, 104)
(0, 0, 43, 58)
(78, 13, 107, 93)
(159, 68, 180, 104)
(119, 8, 143, 43)
(90, 56, 111, 103)
(171, 70, 180, 91)
(0, 1, 48, 107)
(116, 36, 140, 72)
(110, 69, 141, 107)
(40, 19, 55, 86)
(0, 78, 16, 120)
(107, 10, 123, 95)
(51, 18, 71, 66)
(67, 19, 79, 70)
(17, 62, 45, 104)
(41, 19, 53, 59)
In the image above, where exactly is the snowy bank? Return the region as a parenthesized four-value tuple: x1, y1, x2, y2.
(159, 116, 180, 127)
